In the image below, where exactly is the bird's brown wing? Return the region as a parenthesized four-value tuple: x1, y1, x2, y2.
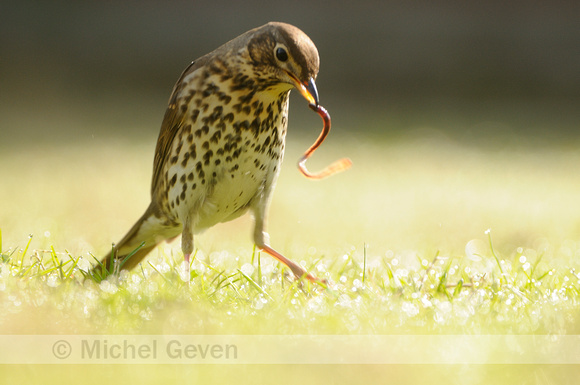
(150, 60, 203, 196)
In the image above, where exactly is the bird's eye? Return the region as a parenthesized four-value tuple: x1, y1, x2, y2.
(275, 47, 289, 62)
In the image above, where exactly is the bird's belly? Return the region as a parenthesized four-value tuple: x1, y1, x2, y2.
(167, 149, 280, 231)
(197, 166, 266, 227)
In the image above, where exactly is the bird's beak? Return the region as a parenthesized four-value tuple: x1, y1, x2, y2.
(301, 77, 319, 106)
(287, 73, 319, 106)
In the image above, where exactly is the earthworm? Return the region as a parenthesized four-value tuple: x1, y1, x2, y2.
(297, 104, 352, 179)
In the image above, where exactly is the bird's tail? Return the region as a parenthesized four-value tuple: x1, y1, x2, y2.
(93, 205, 180, 278)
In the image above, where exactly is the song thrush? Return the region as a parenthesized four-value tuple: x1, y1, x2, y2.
(97, 22, 324, 282)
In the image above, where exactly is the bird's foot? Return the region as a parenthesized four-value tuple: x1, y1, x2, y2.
(259, 244, 327, 287)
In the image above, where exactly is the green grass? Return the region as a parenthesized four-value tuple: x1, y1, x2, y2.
(2, 135, 580, 383)
(1, 229, 579, 335)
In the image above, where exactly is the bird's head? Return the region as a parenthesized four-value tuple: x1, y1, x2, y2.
(245, 22, 320, 106)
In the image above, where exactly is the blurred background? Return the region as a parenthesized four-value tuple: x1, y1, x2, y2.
(1, 0, 578, 146)
(1, 0, 580, 256)
(2, 4, 580, 382)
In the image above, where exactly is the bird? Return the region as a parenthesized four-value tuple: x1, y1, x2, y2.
(95, 22, 324, 283)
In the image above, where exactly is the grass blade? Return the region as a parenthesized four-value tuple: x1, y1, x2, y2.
(238, 268, 272, 301)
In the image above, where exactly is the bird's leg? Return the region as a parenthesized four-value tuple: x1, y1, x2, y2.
(253, 213, 325, 285)
(259, 242, 324, 284)
(181, 220, 194, 280)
